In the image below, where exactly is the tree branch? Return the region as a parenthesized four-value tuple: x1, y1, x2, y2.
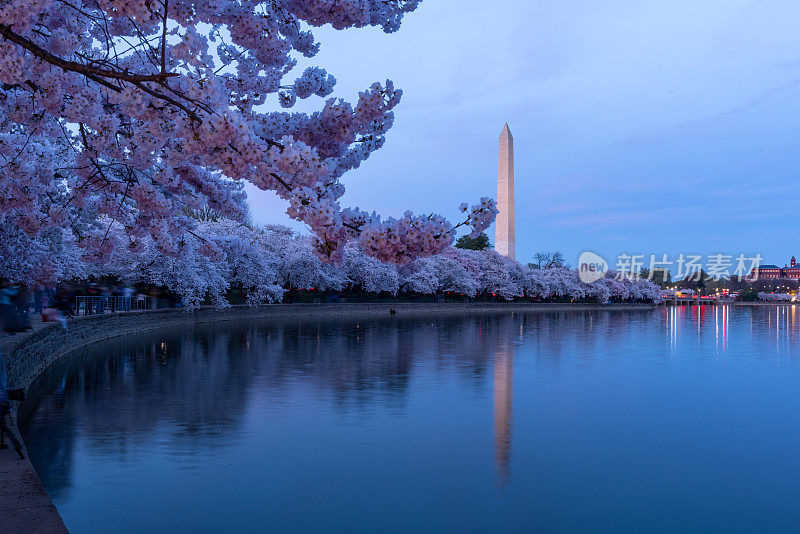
(0, 24, 178, 84)
(131, 80, 199, 122)
(160, 0, 168, 73)
(269, 172, 292, 192)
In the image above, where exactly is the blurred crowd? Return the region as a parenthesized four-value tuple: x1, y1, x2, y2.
(0, 279, 186, 335)
(0, 280, 180, 421)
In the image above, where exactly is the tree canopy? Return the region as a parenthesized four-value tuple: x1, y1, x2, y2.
(0, 0, 497, 272)
(94, 220, 664, 308)
(455, 232, 491, 250)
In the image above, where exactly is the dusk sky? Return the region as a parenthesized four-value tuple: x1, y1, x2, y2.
(246, 0, 800, 270)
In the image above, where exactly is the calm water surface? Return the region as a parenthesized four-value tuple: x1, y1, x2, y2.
(20, 306, 800, 532)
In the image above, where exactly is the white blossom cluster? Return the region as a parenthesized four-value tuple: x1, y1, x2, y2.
(1, 212, 664, 308)
(0, 220, 89, 287)
(758, 293, 792, 302)
(92, 221, 663, 308)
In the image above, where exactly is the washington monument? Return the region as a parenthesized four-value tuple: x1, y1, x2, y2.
(495, 123, 515, 260)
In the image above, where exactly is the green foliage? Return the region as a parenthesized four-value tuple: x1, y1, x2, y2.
(737, 287, 759, 302)
(694, 269, 710, 292)
(639, 267, 671, 287)
(455, 232, 490, 251)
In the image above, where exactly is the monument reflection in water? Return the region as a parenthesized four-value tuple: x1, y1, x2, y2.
(21, 307, 800, 533)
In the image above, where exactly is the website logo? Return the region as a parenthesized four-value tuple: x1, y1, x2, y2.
(578, 251, 608, 283)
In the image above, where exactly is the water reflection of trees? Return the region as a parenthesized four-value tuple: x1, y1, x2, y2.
(21, 310, 659, 498)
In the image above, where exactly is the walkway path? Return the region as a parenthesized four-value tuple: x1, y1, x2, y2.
(1, 314, 46, 354)
(1, 316, 68, 533)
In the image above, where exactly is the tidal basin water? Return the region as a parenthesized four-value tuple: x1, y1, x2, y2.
(20, 306, 800, 532)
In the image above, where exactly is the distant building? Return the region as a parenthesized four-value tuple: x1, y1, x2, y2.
(750, 256, 800, 280)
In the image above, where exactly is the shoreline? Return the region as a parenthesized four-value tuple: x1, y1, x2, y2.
(1, 301, 658, 533)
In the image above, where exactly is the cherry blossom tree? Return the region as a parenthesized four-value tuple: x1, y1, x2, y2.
(433, 255, 480, 297)
(0, 0, 497, 269)
(398, 257, 439, 295)
(278, 234, 347, 291)
(399, 254, 480, 297)
(92, 220, 662, 307)
(758, 292, 791, 302)
(439, 249, 662, 303)
(0, 221, 88, 287)
(198, 220, 284, 305)
(446, 248, 523, 299)
(528, 267, 582, 299)
(342, 242, 399, 294)
(102, 222, 229, 309)
(102, 218, 294, 307)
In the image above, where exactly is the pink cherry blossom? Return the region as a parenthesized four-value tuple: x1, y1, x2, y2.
(0, 0, 494, 268)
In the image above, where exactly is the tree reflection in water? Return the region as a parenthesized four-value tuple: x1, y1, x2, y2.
(38, 309, 792, 532)
(21, 311, 656, 498)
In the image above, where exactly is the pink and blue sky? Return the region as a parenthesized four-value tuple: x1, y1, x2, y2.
(247, 0, 800, 268)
